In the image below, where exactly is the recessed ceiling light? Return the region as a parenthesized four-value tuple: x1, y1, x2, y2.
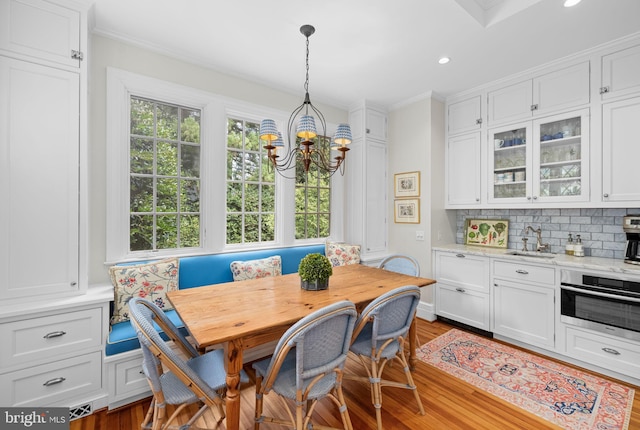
(563, 0, 582, 7)
(438, 57, 450, 65)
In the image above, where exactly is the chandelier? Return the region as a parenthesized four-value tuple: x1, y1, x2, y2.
(259, 24, 352, 176)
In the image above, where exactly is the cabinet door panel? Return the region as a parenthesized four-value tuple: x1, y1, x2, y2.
(534, 62, 590, 115)
(601, 43, 640, 100)
(487, 80, 532, 124)
(602, 97, 640, 202)
(436, 284, 491, 330)
(494, 280, 555, 349)
(0, 57, 79, 299)
(436, 252, 489, 293)
(446, 133, 481, 206)
(0, 0, 81, 68)
(448, 96, 481, 135)
(364, 141, 386, 253)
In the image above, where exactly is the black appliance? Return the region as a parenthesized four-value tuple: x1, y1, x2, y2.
(624, 215, 640, 265)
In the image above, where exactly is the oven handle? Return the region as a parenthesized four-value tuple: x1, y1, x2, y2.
(561, 285, 640, 303)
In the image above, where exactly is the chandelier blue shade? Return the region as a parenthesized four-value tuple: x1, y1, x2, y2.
(259, 119, 279, 142)
(296, 115, 317, 140)
(258, 24, 351, 176)
(273, 132, 284, 147)
(333, 123, 352, 146)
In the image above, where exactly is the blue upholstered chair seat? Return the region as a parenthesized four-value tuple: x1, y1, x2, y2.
(107, 310, 186, 356)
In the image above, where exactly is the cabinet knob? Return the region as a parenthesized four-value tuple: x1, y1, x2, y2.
(527, 196, 532, 200)
(599, 86, 610, 95)
(515, 269, 529, 275)
(455, 287, 466, 293)
(455, 254, 466, 258)
(530, 104, 539, 111)
(475, 198, 480, 202)
(532, 196, 538, 200)
(602, 347, 620, 355)
(603, 193, 609, 198)
(70, 282, 77, 286)
(475, 118, 482, 125)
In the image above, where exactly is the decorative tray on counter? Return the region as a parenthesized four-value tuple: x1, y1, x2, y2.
(464, 219, 509, 249)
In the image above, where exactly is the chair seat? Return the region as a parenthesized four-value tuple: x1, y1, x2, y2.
(157, 371, 200, 404)
(253, 353, 338, 401)
(350, 325, 401, 359)
(186, 348, 229, 390)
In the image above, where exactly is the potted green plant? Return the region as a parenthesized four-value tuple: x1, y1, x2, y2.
(298, 253, 333, 291)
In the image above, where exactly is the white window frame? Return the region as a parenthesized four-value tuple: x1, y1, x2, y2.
(106, 68, 344, 263)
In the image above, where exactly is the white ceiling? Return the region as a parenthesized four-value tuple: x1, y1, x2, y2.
(90, 0, 640, 109)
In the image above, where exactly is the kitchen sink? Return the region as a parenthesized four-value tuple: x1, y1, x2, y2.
(506, 250, 556, 258)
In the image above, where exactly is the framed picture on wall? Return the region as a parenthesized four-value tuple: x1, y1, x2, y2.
(394, 171, 420, 198)
(394, 199, 420, 223)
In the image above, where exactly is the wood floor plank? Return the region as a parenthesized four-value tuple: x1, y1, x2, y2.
(71, 319, 640, 429)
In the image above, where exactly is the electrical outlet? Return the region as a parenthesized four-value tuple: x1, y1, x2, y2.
(416, 230, 425, 241)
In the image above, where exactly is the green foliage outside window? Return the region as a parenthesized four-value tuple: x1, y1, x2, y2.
(295, 137, 331, 239)
(129, 97, 201, 251)
(226, 118, 276, 244)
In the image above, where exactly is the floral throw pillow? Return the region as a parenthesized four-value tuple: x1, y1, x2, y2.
(230, 256, 282, 281)
(326, 242, 361, 267)
(109, 258, 179, 325)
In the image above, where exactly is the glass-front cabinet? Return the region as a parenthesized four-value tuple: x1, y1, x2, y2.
(489, 109, 589, 204)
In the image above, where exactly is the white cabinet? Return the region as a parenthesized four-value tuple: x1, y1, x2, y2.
(492, 260, 555, 350)
(446, 132, 481, 206)
(447, 95, 482, 135)
(564, 326, 640, 380)
(600, 43, 640, 101)
(488, 109, 589, 204)
(0, 299, 108, 408)
(0, 0, 83, 68)
(435, 251, 491, 331)
(601, 96, 640, 203)
(347, 103, 387, 255)
(487, 62, 590, 125)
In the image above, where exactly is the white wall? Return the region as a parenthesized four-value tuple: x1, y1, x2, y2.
(88, 35, 348, 285)
(387, 95, 454, 307)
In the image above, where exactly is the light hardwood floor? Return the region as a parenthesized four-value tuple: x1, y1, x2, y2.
(71, 318, 640, 429)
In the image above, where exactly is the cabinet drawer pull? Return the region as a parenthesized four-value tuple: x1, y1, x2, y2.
(455, 288, 466, 293)
(602, 347, 621, 355)
(515, 269, 529, 275)
(455, 254, 466, 258)
(43, 331, 67, 339)
(43, 377, 66, 386)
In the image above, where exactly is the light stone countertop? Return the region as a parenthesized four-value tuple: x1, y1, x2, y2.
(433, 244, 640, 278)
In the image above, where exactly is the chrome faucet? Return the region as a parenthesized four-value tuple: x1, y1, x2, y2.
(524, 226, 550, 252)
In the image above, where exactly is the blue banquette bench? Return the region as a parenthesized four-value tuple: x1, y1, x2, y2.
(106, 244, 325, 357)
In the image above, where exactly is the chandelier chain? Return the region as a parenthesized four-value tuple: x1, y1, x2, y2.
(304, 36, 310, 95)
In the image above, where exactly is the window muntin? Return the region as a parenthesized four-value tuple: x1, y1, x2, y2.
(129, 97, 201, 252)
(295, 136, 331, 240)
(226, 117, 276, 245)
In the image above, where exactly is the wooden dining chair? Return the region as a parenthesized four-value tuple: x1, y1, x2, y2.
(252, 300, 358, 430)
(346, 285, 425, 430)
(378, 254, 420, 276)
(129, 297, 235, 430)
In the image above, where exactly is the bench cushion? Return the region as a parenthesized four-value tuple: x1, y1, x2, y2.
(106, 309, 186, 356)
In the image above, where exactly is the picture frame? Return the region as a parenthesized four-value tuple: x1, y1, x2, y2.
(394, 199, 420, 224)
(394, 171, 420, 198)
(464, 219, 509, 248)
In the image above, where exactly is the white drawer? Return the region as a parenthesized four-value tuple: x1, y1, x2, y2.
(493, 260, 555, 286)
(0, 351, 102, 407)
(436, 284, 491, 331)
(0, 308, 102, 368)
(565, 327, 640, 379)
(436, 252, 490, 293)
(111, 353, 150, 402)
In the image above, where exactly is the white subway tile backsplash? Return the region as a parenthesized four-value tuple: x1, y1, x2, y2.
(456, 208, 639, 258)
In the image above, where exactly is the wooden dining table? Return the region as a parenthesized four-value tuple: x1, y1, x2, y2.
(167, 263, 435, 430)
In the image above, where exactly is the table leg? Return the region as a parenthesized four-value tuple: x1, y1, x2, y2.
(224, 339, 243, 430)
(409, 317, 417, 370)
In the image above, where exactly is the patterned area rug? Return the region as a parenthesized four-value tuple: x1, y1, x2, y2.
(417, 329, 635, 430)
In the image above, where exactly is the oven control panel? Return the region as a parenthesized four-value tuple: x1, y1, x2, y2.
(623, 215, 640, 231)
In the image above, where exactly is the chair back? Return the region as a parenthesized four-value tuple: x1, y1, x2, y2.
(353, 285, 421, 350)
(128, 297, 220, 402)
(378, 254, 420, 276)
(261, 300, 357, 392)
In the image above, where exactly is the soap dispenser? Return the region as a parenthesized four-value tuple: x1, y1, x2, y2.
(574, 234, 584, 257)
(565, 233, 574, 255)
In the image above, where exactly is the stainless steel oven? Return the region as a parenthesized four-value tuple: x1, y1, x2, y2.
(560, 269, 640, 342)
